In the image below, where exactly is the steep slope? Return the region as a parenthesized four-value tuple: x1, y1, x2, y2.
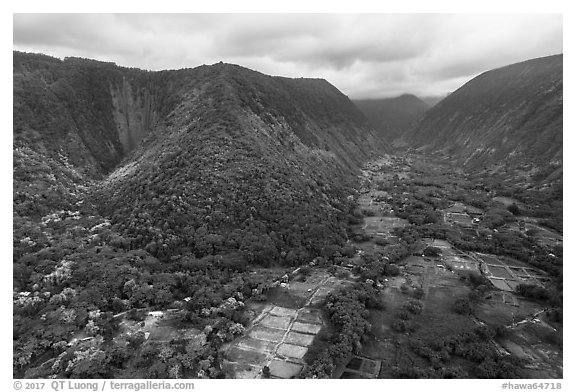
(420, 95, 447, 108)
(13, 52, 172, 176)
(14, 51, 388, 267)
(354, 94, 430, 140)
(94, 63, 387, 264)
(404, 55, 563, 175)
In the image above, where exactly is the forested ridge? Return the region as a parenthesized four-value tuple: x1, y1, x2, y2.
(13, 51, 562, 380)
(404, 55, 563, 176)
(13, 51, 386, 377)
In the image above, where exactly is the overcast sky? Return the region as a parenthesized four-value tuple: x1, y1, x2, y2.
(13, 13, 562, 99)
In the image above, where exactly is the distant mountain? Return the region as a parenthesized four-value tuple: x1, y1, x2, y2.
(420, 95, 448, 108)
(404, 55, 563, 179)
(14, 51, 387, 264)
(354, 94, 430, 140)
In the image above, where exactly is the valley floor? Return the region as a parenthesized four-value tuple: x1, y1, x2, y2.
(335, 153, 563, 379)
(223, 152, 563, 378)
(13, 152, 563, 379)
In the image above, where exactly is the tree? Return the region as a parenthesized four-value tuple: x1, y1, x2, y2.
(384, 263, 400, 276)
(262, 365, 271, 379)
(414, 287, 425, 299)
(423, 246, 441, 257)
(127, 331, 146, 349)
(507, 203, 520, 216)
(453, 298, 472, 315)
(404, 300, 423, 315)
(515, 284, 550, 300)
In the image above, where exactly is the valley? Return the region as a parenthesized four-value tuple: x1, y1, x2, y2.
(334, 153, 563, 379)
(12, 51, 562, 380)
(12, 148, 563, 379)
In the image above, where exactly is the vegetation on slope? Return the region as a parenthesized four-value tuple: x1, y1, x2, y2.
(13, 52, 387, 378)
(354, 94, 430, 141)
(404, 55, 563, 176)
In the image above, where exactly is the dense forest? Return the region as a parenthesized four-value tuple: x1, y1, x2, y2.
(13, 51, 562, 379)
(13, 52, 386, 377)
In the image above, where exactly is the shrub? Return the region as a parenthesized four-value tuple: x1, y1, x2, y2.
(453, 298, 472, 315)
(384, 263, 401, 277)
(299, 265, 312, 276)
(413, 287, 425, 299)
(391, 319, 415, 333)
(515, 284, 550, 300)
(423, 246, 442, 257)
(128, 331, 146, 349)
(262, 366, 271, 379)
(362, 209, 376, 217)
(374, 237, 389, 246)
(404, 300, 423, 315)
(397, 310, 411, 320)
(507, 203, 521, 216)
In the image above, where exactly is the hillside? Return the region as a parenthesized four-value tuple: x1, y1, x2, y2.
(12, 51, 563, 380)
(92, 62, 387, 263)
(354, 94, 430, 140)
(404, 55, 563, 179)
(14, 53, 163, 176)
(14, 51, 388, 267)
(13, 51, 390, 377)
(420, 95, 447, 108)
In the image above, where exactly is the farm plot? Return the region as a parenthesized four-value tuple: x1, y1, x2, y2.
(445, 255, 478, 272)
(493, 196, 521, 207)
(475, 253, 548, 292)
(488, 265, 514, 279)
(339, 356, 382, 379)
(225, 272, 351, 378)
(446, 212, 473, 227)
(489, 279, 512, 291)
(424, 238, 452, 250)
(363, 216, 408, 236)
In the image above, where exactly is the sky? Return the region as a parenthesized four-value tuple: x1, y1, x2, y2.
(13, 13, 563, 100)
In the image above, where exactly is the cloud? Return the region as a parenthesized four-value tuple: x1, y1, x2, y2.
(13, 13, 562, 99)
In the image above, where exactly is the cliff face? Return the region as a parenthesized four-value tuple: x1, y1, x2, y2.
(404, 55, 562, 174)
(110, 78, 158, 153)
(14, 51, 389, 264)
(93, 62, 388, 260)
(14, 52, 386, 177)
(13, 52, 176, 175)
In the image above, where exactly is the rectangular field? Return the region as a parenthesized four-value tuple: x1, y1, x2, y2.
(277, 343, 308, 359)
(363, 217, 407, 234)
(291, 322, 322, 335)
(488, 265, 514, 279)
(249, 326, 286, 342)
(285, 331, 315, 346)
(227, 347, 268, 364)
(260, 315, 292, 329)
(269, 360, 303, 379)
(237, 337, 276, 352)
(489, 279, 512, 291)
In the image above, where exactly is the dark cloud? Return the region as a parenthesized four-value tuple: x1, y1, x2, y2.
(13, 13, 562, 99)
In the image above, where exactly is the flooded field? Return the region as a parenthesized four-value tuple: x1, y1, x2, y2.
(225, 271, 351, 378)
(475, 253, 548, 292)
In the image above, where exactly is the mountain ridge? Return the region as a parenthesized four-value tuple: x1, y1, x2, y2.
(14, 50, 388, 265)
(354, 94, 430, 141)
(403, 54, 562, 177)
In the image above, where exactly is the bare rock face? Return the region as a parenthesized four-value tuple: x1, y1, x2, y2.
(110, 78, 158, 154)
(14, 51, 390, 264)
